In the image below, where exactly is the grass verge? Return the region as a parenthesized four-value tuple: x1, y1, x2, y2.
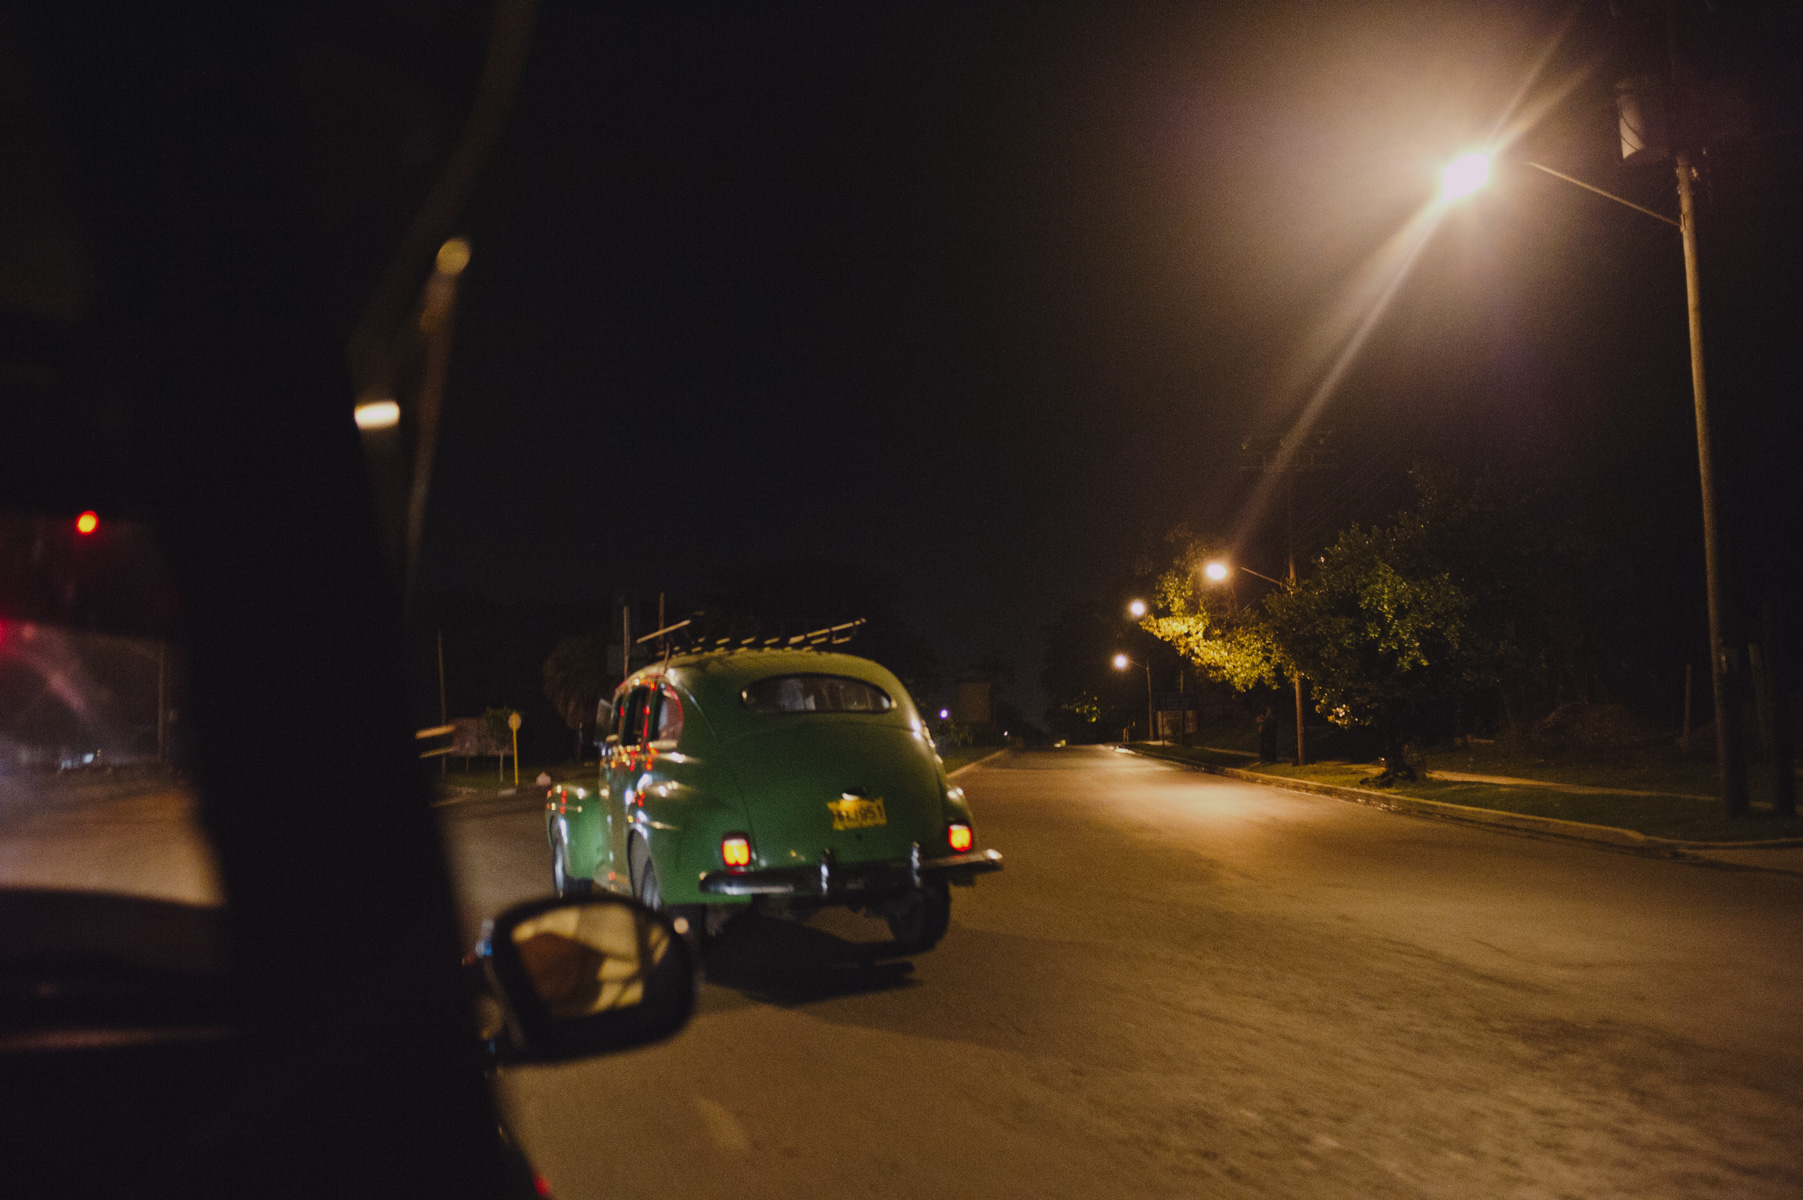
(940, 745, 1003, 774)
(1133, 743, 1803, 843)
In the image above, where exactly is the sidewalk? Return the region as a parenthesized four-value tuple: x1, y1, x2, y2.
(1127, 744, 1803, 875)
(1427, 769, 1712, 801)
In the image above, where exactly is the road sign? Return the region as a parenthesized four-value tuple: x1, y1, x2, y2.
(507, 711, 521, 787)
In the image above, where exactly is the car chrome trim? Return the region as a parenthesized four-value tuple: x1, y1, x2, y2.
(698, 847, 1001, 897)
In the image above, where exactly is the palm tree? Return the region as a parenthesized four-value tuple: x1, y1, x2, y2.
(542, 634, 611, 761)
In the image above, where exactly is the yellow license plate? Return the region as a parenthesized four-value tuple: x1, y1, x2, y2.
(827, 797, 887, 830)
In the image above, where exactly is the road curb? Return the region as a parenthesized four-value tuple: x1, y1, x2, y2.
(949, 748, 1009, 778)
(1124, 745, 1803, 864)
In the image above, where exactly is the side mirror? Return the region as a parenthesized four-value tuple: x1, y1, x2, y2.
(477, 895, 693, 1063)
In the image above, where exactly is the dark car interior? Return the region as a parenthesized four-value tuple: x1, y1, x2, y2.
(0, 4, 693, 1195)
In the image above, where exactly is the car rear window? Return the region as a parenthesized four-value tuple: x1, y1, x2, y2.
(741, 674, 893, 714)
(651, 683, 684, 744)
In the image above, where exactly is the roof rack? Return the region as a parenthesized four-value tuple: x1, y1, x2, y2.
(632, 613, 868, 660)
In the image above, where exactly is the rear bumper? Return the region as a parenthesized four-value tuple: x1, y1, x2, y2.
(699, 845, 1002, 899)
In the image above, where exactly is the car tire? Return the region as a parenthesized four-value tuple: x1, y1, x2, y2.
(884, 882, 951, 953)
(632, 836, 710, 955)
(551, 828, 592, 898)
(629, 835, 660, 909)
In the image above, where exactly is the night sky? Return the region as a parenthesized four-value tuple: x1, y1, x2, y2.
(418, 0, 1802, 716)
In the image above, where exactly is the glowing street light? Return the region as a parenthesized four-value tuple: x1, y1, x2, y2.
(354, 399, 401, 430)
(1205, 559, 1283, 587)
(1203, 558, 1303, 765)
(1127, 599, 1147, 618)
(1434, 140, 1748, 815)
(1441, 152, 1490, 201)
(1112, 654, 1155, 745)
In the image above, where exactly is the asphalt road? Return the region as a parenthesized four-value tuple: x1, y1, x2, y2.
(0, 775, 220, 904)
(441, 746, 1803, 1199)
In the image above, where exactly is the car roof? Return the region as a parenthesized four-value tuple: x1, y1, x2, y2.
(620, 648, 917, 725)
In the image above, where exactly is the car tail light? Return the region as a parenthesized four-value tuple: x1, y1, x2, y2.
(721, 834, 752, 869)
(946, 823, 973, 853)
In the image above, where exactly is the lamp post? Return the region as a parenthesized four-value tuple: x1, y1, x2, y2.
(1208, 560, 1282, 587)
(1204, 560, 1306, 765)
(1442, 151, 1748, 817)
(1113, 653, 1155, 745)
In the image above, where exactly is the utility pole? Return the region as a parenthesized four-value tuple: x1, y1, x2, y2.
(620, 603, 631, 685)
(1675, 152, 1748, 818)
(1143, 661, 1155, 746)
(436, 630, 448, 777)
(1286, 470, 1305, 766)
(1518, 48, 1754, 815)
(1242, 433, 1335, 766)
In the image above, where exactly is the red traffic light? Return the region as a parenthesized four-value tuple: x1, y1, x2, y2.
(75, 511, 99, 535)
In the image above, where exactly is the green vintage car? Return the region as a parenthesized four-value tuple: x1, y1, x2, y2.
(544, 649, 1001, 952)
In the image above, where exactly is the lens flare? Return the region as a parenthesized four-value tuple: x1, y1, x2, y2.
(354, 400, 401, 430)
(1441, 153, 1491, 201)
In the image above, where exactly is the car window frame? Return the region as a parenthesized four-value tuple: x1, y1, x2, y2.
(739, 673, 895, 715)
(649, 682, 684, 748)
(618, 685, 651, 747)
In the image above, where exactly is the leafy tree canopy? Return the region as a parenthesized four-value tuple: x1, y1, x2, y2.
(1261, 522, 1469, 730)
(542, 633, 612, 731)
(1138, 528, 1280, 693)
(483, 706, 517, 747)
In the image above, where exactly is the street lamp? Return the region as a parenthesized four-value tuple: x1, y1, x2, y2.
(1113, 653, 1155, 745)
(1440, 152, 1490, 201)
(1441, 151, 1747, 816)
(1204, 559, 1283, 587)
(1203, 560, 1306, 766)
(1127, 599, 1147, 618)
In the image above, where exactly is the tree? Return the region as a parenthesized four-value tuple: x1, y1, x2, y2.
(542, 634, 611, 759)
(1138, 532, 1280, 694)
(1262, 521, 1470, 782)
(1142, 467, 1696, 775)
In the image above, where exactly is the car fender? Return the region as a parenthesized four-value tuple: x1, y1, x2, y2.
(631, 676, 753, 908)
